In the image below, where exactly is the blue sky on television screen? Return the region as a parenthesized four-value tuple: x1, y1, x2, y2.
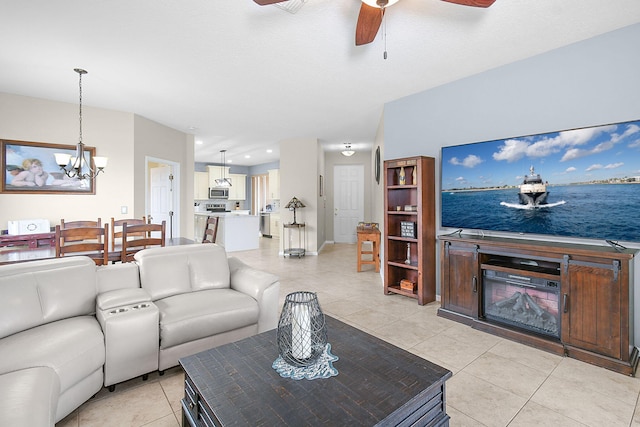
(441, 120, 640, 190)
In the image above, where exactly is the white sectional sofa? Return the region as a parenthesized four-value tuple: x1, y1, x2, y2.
(0, 244, 280, 426)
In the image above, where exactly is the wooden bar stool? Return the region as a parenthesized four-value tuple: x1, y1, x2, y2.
(356, 223, 380, 272)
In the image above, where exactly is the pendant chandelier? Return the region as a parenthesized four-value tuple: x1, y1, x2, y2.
(214, 149, 232, 187)
(55, 68, 107, 180)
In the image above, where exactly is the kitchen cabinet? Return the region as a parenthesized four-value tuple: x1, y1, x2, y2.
(228, 174, 246, 200)
(194, 172, 209, 200)
(383, 156, 436, 305)
(269, 213, 280, 238)
(207, 166, 230, 188)
(268, 169, 280, 200)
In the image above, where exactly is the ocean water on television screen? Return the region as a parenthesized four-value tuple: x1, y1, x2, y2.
(440, 119, 640, 243)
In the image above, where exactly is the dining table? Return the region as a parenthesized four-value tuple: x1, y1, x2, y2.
(0, 237, 195, 266)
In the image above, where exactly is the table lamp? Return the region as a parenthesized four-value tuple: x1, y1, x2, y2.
(285, 196, 305, 224)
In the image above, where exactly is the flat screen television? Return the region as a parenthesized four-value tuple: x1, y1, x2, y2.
(440, 119, 640, 245)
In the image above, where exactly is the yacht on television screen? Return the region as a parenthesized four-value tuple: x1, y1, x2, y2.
(518, 166, 548, 205)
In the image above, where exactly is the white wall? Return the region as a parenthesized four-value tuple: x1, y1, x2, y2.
(279, 138, 319, 253)
(0, 93, 194, 236)
(134, 115, 194, 240)
(0, 92, 135, 227)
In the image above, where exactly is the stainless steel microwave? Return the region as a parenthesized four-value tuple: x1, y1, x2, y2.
(209, 187, 229, 199)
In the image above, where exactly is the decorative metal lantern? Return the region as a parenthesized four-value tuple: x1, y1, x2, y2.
(277, 291, 327, 367)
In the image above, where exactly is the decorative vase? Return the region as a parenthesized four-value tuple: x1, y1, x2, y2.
(399, 166, 406, 185)
(277, 291, 327, 367)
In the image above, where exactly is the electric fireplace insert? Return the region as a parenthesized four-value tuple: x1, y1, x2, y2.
(482, 264, 561, 339)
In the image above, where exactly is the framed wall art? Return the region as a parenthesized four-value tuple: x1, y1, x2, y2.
(1, 139, 96, 194)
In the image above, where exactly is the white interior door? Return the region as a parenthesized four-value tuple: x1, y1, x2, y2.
(149, 164, 172, 240)
(334, 164, 364, 243)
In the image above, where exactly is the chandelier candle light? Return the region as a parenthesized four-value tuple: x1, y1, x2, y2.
(55, 68, 108, 180)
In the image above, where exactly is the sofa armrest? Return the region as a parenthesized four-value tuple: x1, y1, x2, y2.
(97, 288, 152, 311)
(228, 257, 280, 332)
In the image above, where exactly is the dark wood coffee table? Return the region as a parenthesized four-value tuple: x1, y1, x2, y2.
(180, 316, 451, 426)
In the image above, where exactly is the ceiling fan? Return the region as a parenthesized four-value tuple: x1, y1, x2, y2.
(253, 0, 496, 46)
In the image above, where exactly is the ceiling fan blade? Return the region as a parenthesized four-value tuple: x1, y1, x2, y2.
(355, 3, 385, 46)
(441, 0, 496, 7)
(253, 0, 288, 5)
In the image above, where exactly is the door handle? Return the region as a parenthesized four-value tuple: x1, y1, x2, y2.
(472, 276, 477, 293)
(563, 294, 569, 313)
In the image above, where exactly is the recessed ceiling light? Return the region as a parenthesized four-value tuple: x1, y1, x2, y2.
(227, 159, 233, 163)
(244, 155, 251, 159)
(266, 149, 273, 153)
(195, 140, 203, 145)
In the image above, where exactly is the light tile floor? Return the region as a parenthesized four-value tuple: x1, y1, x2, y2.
(57, 238, 640, 427)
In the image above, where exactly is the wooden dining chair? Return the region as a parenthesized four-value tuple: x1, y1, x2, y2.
(110, 216, 147, 251)
(120, 221, 166, 263)
(60, 218, 102, 244)
(55, 224, 109, 265)
(202, 216, 219, 244)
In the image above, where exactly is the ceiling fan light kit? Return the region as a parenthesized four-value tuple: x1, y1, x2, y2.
(361, 0, 400, 8)
(274, 0, 306, 14)
(441, 0, 496, 7)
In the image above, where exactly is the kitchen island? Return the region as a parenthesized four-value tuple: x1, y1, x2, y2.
(194, 212, 259, 252)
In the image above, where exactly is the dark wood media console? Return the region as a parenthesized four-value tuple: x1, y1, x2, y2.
(438, 234, 639, 376)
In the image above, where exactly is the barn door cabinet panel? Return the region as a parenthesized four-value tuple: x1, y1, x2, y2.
(438, 234, 638, 376)
(440, 241, 480, 321)
(561, 255, 626, 362)
(383, 156, 436, 305)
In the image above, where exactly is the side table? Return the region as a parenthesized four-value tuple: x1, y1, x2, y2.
(357, 226, 380, 272)
(0, 232, 56, 249)
(283, 222, 305, 258)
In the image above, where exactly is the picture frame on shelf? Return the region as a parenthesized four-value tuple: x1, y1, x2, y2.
(400, 221, 417, 238)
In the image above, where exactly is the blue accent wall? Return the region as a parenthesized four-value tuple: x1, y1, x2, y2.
(384, 24, 640, 161)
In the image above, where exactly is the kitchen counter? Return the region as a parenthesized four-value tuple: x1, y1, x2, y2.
(194, 212, 259, 252)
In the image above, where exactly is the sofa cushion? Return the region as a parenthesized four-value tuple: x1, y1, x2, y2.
(0, 257, 97, 339)
(0, 367, 59, 427)
(0, 316, 105, 393)
(135, 244, 231, 300)
(155, 289, 259, 349)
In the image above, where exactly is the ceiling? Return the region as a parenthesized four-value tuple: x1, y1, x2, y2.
(1, 1, 639, 166)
